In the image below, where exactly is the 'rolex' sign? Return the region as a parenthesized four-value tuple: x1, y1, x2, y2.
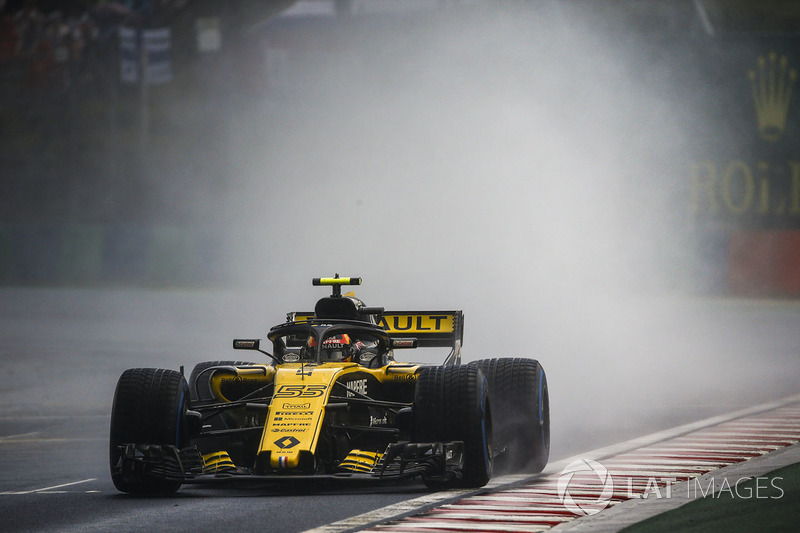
(749, 52, 797, 143)
(690, 41, 800, 229)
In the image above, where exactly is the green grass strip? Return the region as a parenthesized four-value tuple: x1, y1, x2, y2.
(621, 462, 800, 532)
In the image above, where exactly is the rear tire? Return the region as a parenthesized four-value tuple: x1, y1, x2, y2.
(469, 358, 549, 473)
(413, 365, 492, 488)
(109, 368, 189, 494)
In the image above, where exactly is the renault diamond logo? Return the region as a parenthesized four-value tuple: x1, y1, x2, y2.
(748, 51, 797, 142)
(274, 436, 301, 449)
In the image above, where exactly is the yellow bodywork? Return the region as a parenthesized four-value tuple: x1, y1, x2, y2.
(292, 312, 456, 335)
(202, 451, 236, 474)
(338, 450, 383, 473)
(257, 362, 419, 471)
(258, 364, 343, 469)
(204, 360, 420, 472)
(208, 365, 275, 402)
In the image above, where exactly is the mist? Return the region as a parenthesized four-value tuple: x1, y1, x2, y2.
(215, 6, 690, 332)
(223, 5, 687, 295)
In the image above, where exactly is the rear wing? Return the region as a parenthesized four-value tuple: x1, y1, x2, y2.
(287, 310, 464, 364)
(379, 311, 464, 349)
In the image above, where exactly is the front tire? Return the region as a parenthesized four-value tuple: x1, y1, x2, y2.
(413, 365, 492, 488)
(109, 368, 189, 494)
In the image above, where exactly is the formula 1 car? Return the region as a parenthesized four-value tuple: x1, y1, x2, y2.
(109, 276, 549, 494)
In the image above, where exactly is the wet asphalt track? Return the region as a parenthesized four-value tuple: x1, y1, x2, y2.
(1, 288, 799, 532)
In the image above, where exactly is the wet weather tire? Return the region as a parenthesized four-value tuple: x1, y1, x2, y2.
(413, 365, 493, 488)
(469, 358, 549, 473)
(109, 368, 189, 494)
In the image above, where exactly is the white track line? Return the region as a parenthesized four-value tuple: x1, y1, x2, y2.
(0, 432, 40, 441)
(0, 437, 106, 444)
(0, 478, 97, 495)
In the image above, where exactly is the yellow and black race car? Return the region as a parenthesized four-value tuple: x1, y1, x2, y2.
(109, 276, 549, 494)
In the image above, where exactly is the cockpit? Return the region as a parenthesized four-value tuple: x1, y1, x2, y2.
(269, 322, 391, 368)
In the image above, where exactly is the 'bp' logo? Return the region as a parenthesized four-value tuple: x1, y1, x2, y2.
(274, 436, 301, 449)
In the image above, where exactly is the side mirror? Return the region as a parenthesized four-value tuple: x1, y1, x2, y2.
(233, 339, 261, 350)
(233, 338, 279, 363)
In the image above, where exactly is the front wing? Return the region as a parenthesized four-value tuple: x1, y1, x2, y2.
(111, 441, 466, 485)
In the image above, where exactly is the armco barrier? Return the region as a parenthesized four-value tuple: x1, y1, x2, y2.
(0, 225, 13, 283)
(148, 225, 225, 285)
(692, 225, 730, 295)
(14, 226, 62, 283)
(60, 225, 105, 283)
(0, 224, 226, 287)
(728, 230, 800, 297)
(101, 224, 151, 284)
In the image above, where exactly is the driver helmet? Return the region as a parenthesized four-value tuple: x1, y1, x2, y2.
(315, 333, 352, 362)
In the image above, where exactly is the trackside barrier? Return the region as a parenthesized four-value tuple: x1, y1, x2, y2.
(102, 225, 151, 283)
(15, 226, 62, 282)
(0, 224, 227, 287)
(60, 225, 105, 283)
(728, 230, 800, 297)
(0, 225, 14, 283)
(691, 225, 729, 295)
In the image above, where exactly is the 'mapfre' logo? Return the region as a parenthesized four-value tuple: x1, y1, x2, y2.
(557, 459, 614, 516)
(749, 52, 797, 142)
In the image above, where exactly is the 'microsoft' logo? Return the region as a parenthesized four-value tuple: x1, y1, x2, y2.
(557, 459, 614, 516)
